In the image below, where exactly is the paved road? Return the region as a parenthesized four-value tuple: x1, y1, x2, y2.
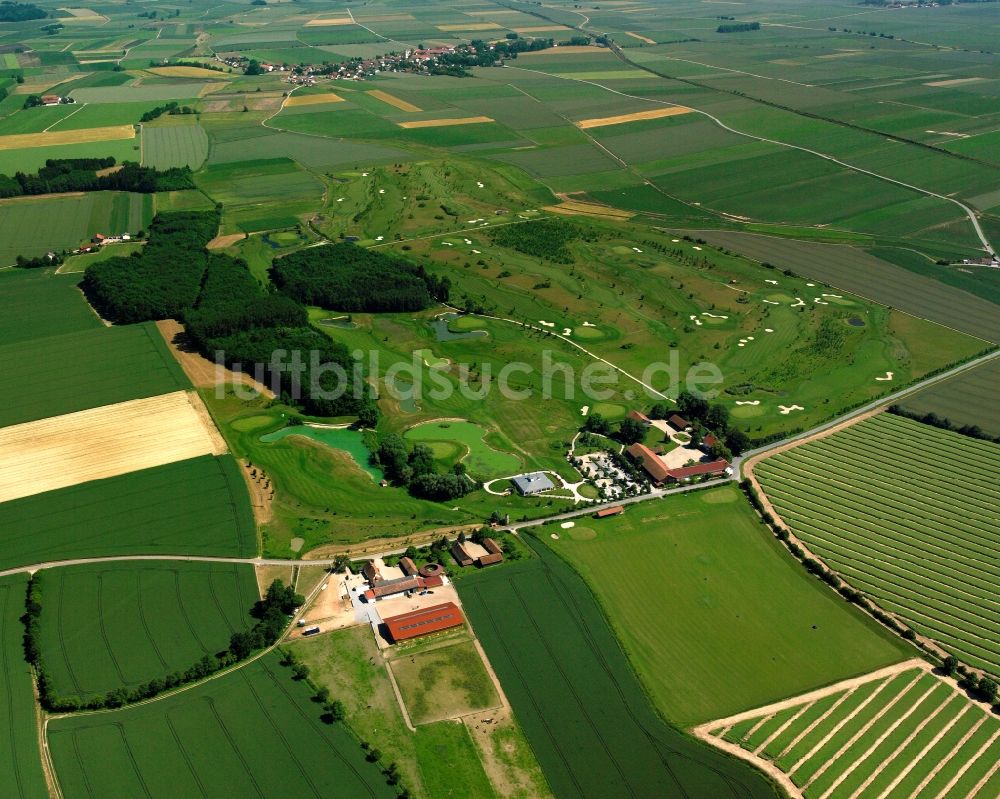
(1, 347, 995, 578)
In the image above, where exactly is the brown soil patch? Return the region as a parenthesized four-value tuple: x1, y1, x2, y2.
(285, 92, 346, 107)
(206, 233, 245, 250)
(239, 458, 274, 524)
(156, 319, 275, 398)
(302, 523, 481, 560)
(625, 31, 656, 44)
(577, 106, 692, 129)
(545, 196, 633, 220)
(0, 124, 135, 150)
(305, 16, 354, 26)
(367, 89, 421, 113)
(0, 391, 225, 503)
(397, 116, 494, 129)
(255, 563, 293, 597)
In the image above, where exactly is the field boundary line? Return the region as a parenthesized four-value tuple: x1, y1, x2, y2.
(692, 659, 926, 735)
(910, 715, 986, 797)
(958, 748, 1000, 799)
(690, 727, 803, 799)
(382, 659, 417, 733)
(753, 700, 813, 756)
(932, 727, 1000, 799)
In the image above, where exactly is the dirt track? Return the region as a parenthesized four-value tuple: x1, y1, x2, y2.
(0, 391, 225, 503)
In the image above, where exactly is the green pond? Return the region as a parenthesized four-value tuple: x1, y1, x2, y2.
(430, 313, 489, 342)
(260, 425, 383, 481)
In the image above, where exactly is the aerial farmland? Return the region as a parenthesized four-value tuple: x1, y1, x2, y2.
(0, 0, 998, 796)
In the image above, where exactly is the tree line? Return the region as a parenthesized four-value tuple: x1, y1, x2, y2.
(271, 242, 451, 312)
(0, 157, 193, 198)
(140, 101, 196, 122)
(0, 1, 45, 21)
(23, 575, 303, 712)
(716, 22, 760, 32)
(83, 211, 377, 422)
(888, 404, 1000, 444)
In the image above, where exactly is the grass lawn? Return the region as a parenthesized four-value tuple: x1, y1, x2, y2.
(404, 420, 521, 480)
(544, 484, 911, 724)
(389, 638, 500, 725)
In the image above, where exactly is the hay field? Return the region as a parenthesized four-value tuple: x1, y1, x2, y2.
(0, 124, 135, 151)
(147, 66, 233, 79)
(284, 91, 346, 107)
(0, 390, 226, 503)
(397, 116, 494, 129)
(436, 23, 503, 31)
(577, 106, 692, 129)
(304, 16, 355, 26)
(367, 89, 421, 112)
(544, 199, 633, 219)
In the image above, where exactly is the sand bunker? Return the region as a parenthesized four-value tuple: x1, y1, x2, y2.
(876, 371, 894, 381)
(551, 533, 560, 539)
(779, 405, 804, 415)
(582, 321, 597, 327)
(735, 400, 760, 406)
(791, 298, 806, 307)
(562, 327, 572, 335)
(763, 300, 779, 305)
(560, 521, 576, 529)
(765, 279, 778, 285)
(539, 320, 555, 327)
(702, 312, 728, 319)
(580, 405, 589, 416)
(764, 328, 774, 333)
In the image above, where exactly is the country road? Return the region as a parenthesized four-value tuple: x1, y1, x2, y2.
(2, 346, 994, 580)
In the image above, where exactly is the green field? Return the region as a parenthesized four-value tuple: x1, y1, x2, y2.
(48, 653, 397, 799)
(389, 638, 500, 725)
(404, 420, 521, 479)
(0, 574, 49, 799)
(757, 413, 1000, 676)
(897, 358, 1000, 438)
(141, 123, 209, 170)
(0, 323, 188, 427)
(0, 268, 100, 344)
(37, 561, 258, 704)
(458, 541, 782, 799)
(705, 665, 1000, 799)
(545, 485, 911, 723)
(0, 192, 151, 266)
(0, 455, 256, 570)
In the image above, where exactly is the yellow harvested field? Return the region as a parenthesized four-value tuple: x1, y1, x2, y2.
(520, 45, 611, 55)
(625, 31, 656, 44)
(512, 25, 571, 32)
(577, 106, 692, 129)
(436, 23, 503, 31)
(0, 124, 135, 151)
(367, 89, 421, 112)
(545, 200, 634, 220)
(148, 66, 233, 79)
(0, 391, 227, 504)
(206, 233, 245, 250)
(397, 116, 494, 129)
(305, 17, 354, 26)
(285, 92, 346, 107)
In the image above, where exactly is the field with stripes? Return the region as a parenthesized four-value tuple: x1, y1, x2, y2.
(700, 662, 1000, 799)
(755, 413, 1000, 677)
(36, 561, 259, 706)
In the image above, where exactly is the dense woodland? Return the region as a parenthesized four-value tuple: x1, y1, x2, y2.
(83, 211, 376, 421)
(489, 219, 584, 263)
(0, 1, 45, 21)
(271, 242, 450, 312)
(0, 157, 193, 198)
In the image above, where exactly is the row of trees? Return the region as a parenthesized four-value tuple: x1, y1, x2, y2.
(375, 433, 473, 500)
(140, 101, 196, 122)
(23, 576, 302, 712)
(0, 157, 193, 198)
(716, 22, 760, 33)
(271, 243, 450, 312)
(887, 405, 1000, 444)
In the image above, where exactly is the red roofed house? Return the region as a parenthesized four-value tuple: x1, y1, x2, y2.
(668, 414, 689, 431)
(477, 538, 504, 567)
(665, 458, 730, 483)
(451, 541, 474, 567)
(595, 505, 624, 519)
(627, 409, 651, 425)
(702, 433, 719, 451)
(398, 556, 418, 576)
(383, 602, 464, 642)
(626, 442, 670, 485)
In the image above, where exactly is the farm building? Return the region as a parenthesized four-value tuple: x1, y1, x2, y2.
(361, 560, 381, 583)
(668, 414, 689, 431)
(626, 442, 670, 485)
(451, 541, 474, 566)
(702, 433, 719, 451)
(383, 602, 465, 642)
(399, 556, 418, 576)
(478, 538, 504, 567)
(595, 505, 624, 518)
(627, 410, 651, 425)
(665, 459, 730, 482)
(511, 472, 555, 495)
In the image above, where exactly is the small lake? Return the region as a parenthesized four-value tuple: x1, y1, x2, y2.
(317, 316, 358, 330)
(260, 425, 382, 481)
(430, 313, 489, 342)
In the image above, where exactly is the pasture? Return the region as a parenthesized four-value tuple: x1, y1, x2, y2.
(0, 323, 188, 428)
(37, 561, 258, 703)
(0, 391, 225, 503)
(457, 543, 780, 799)
(701, 663, 1000, 799)
(0, 455, 256, 571)
(388, 638, 500, 725)
(141, 124, 209, 170)
(897, 358, 1000, 438)
(0, 269, 99, 344)
(545, 485, 910, 724)
(0, 574, 49, 799)
(756, 413, 1000, 676)
(0, 124, 135, 151)
(48, 653, 397, 799)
